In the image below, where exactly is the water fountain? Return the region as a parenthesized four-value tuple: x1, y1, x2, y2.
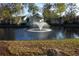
(27, 19, 52, 32)
(27, 18, 52, 39)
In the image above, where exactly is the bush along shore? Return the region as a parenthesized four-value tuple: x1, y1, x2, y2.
(0, 39, 79, 56)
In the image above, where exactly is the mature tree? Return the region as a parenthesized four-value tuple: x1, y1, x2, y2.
(27, 3, 39, 16)
(43, 3, 66, 21)
(56, 3, 66, 16)
(64, 3, 79, 21)
(43, 3, 55, 21)
(0, 3, 22, 24)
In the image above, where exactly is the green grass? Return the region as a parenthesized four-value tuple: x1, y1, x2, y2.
(0, 39, 79, 56)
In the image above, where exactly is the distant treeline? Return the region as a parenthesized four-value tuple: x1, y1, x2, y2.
(46, 16, 79, 25)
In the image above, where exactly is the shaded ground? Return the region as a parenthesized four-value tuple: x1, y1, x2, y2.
(0, 39, 79, 56)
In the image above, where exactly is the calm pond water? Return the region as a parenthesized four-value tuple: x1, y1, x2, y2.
(0, 27, 79, 40)
(15, 27, 79, 40)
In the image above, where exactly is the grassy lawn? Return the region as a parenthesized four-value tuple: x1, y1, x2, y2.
(0, 39, 79, 56)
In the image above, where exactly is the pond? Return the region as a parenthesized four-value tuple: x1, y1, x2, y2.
(15, 27, 79, 40)
(0, 27, 79, 40)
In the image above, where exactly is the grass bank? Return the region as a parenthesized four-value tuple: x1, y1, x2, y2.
(0, 39, 79, 56)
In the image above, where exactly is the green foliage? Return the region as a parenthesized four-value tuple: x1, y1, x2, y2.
(56, 3, 66, 16)
(43, 3, 66, 21)
(0, 3, 23, 24)
(28, 3, 39, 15)
(0, 4, 22, 18)
(14, 4, 22, 13)
(2, 8, 10, 18)
(43, 4, 55, 20)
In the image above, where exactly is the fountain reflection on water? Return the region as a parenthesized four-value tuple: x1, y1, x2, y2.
(73, 33, 79, 38)
(56, 31, 64, 39)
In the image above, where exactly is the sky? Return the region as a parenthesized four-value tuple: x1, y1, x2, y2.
(15, 3, 79, 16)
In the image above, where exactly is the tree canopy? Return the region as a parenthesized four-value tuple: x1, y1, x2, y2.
(0, 3, 22, 18)
(0, 3, 23, 24)
(42, 3, 66, 21)
(0, 3, 79, 24)
(27, 3, 39, 16)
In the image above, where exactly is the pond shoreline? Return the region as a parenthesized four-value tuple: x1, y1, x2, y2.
(0, 23, 79, 28)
